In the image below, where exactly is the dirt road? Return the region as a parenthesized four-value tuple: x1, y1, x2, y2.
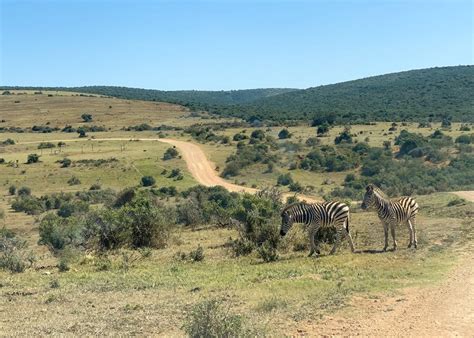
(19, 137, 319, 202)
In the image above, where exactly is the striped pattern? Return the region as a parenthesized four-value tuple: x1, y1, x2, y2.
(361, 184, 419, 250)
(280, 202, 355, 256)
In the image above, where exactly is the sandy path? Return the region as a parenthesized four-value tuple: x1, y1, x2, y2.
(453, 191, 474, 202)
(18, 137, 319, 202)
(297, 249, 474, 336)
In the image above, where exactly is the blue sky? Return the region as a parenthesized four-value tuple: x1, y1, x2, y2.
(0, 0, 472, 90)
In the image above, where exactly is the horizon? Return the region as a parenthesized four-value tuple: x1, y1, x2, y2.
(1, 64, 472, 92)
(1, 0, 472, 90)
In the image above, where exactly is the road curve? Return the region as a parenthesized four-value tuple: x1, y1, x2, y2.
(18, 137, 319, 202)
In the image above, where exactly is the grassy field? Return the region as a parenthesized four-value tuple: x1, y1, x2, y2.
(1, 93, 473, 335)
(0, 192, 472, 335)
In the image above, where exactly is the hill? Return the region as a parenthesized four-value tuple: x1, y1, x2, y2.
(3, 66, 473, 122)
(218, 65, 474, 122)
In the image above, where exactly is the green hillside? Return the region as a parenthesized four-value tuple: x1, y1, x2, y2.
(3, 66, 473, 122)
(217, 66, 474, 122)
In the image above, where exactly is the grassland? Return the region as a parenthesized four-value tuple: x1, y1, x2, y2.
(0, 192, 472, 335)
(0, 92, 473, 335)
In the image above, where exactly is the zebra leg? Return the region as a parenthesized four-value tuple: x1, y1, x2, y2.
(409, 218, 417, 249)
(330, 228, 343, 255)
(345, 228, 356, 253)
(390, 223, 397, 250)
(308, 224, 321, 257)
(382, 222, 389, 251)
(407, 220, 414, 248)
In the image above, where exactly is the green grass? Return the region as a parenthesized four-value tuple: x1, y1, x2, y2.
(0, 192, 471, 335)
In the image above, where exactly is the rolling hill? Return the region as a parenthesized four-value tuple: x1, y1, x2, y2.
(3, 65, 473, 122)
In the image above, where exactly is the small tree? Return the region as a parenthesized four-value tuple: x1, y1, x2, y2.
(141, 176, 156, 187)
(77, 128, 87, 138)
(26, 154, 40, 164)
(317, 123, 330, 136)
(60, 158, 72, 168)
(278, 129, 291, 139)
(334, 127, 353, 144)
(277, 173, 293, 186)
(81, 114, 93, 122)
(17, 186, 31, 196)
(163, 147, 179, 160)
(8, 185, 16, 195)
(250, 129, 265, 140)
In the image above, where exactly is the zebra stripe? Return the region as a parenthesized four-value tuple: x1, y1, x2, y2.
(280, 201, 355, 256)
(361, 184, 419, 250)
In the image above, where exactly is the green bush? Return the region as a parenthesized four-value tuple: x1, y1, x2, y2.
(163, 147, 179, 160)
(141, 176, 156, 187)
(455, 134, 472, 144)
(182, 300, 250, 338)
(257, 240, 279, 262)
(8, 185, 16, 195)
(26, 153, 40, 164)
(81, 113, 93, 122)
(1, 138, 15, 145)
(38, 142, 56, 149)
(57, 201, 89, 218)
(228, 237, 255, 257)
(278, 128, 291, 139)
(38, 214, 84, 251)
(18, 186, 31, 196)
(277, 173, 293, 186)
(334, 127, 353, 144)
(0, 229, 35, 273)
(67, 176, 81, 185)
(59, 158, 72, 168)
(11, 196, 44, 215)
(189, 245, 204, 262)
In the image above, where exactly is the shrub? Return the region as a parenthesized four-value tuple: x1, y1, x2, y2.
(334, 127, 353, 144)
(8, 185, 16, 195)
(38, 142, 55, 149)
(26, 153, 40, 164)
(229, 238, 255, 257)
(305, 137, 320, 146)
(455, 134, 472, 144)
(90, 183, 101, 191)
(278, 128, 291, 139)
(78, 129, 87, 138)
(38, 213, 84, 251)
(141, 176, 156, 187)
(233, 133, 248, 141)
(277, 173, 293, 186)
(317, 123, 330, 136)
(163, 147, 179, 160)
(182, 300, 249, 338)
(113, 188, 136, 208)
(289, 181, 303, 192)
(1, 138, 15, 145)
(17, 186, 31, 196)
(0, 229, 35, 273)
(59, 158, 72, 168)
(459, 124, 471, 131)
(67, 176, 81, 185)
(447, 198, 466, 207)
(188, 245, 204, 262)
(257, 240, 279, 262)
(57, 201, 89, 218)
(11, 196, 44, 215)
(250, 129, 265, 140)
(81, 113, 93, 122)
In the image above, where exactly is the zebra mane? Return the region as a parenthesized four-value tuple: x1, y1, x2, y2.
(281, 202, 310, 216)
(372, 185, 389, 199)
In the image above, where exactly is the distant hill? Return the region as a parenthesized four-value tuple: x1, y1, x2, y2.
(215, 66, 474, 122)
(1, 86, 297, 109)
(3, 65, 473, 122)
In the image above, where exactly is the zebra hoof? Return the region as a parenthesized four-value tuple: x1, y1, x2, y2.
(408, 243, 412, 249)
(382, 247, 388, 252)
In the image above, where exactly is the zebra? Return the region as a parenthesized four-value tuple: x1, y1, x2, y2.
(361, 184, 419, 251)
(280, 201, 355, 256)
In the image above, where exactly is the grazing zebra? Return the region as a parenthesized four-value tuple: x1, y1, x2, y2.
(361, 184, 419, 251)
(280, 201, 355, 256)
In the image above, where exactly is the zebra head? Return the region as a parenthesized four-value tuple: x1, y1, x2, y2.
(361, 184, 376, 210)
(280, 211, 293, 236)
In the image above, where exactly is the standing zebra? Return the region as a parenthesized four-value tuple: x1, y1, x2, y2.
(361, 184, 419, 251)
(280, 201, 355, 256)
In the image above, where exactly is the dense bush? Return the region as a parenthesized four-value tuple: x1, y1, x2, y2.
(18, 186, 31, 196)
(81, 113, 93, 122)
(26, 153, 40, 164)
(163, 147, 179, 160)
(278, 128, 291, 139)
(1, 138, 15, 145)
(38, 142, 55, 149)
(11, 196, 44, 215)
(59, 158, 72, 168)
(334, 127, 353, 144)
(8, 185, 16, 195)
(455, 134, 472, 144)
(222, 142, 272, 178)
(67, 176, 81, 185)
(277, 173, 293, 186)
(0, 229, 35, 273)
(141, 176, 156, 187)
